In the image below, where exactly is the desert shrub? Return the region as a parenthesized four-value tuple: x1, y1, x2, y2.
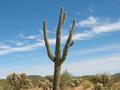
(44, 75, 53, 82)
(2, 84, 13, 90)
(38, 79, 52, 90)
(0, 84, 13, 90)
(67, 79, 82, 87)
(7, 73, 33, 90)
(0, 79, 13, 90)
(92, 74, 112, 87)
(94, 83, 103, 90)
(30, 79, 40, 88)
(60, 70, 72, 87)
(82, 80, 92, 89)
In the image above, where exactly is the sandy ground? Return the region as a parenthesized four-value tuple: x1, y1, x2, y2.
(27, 88, 43, 90)
(71, 85, 93, 90)
(26, 85, 93, 90)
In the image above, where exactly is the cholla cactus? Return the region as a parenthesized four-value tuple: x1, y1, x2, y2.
(38, 79, 52, 90)
(82, 80, 92, 89)
(43, 8, 75, 90)
(94, 83, 103, 90)
(7, 73, 32, 90)
(93, 74, 112, 88)
(67, 79, 82, 87)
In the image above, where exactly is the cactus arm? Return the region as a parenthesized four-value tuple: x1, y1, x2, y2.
(62, 12, 67, 25)
(55, 8, 64, 61)
(43, 18, 55, 62)
(61, 19, 75, 63)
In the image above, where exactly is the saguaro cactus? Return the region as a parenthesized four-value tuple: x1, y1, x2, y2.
(43, 8, 75, 90)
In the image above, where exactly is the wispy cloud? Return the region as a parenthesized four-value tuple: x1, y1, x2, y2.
(20, 33, 41, 41)
(74, 16, 120, 40)
(0, 43, 42, 55)
(78, 43, 120, 54)
(0, 43, 11, 49)
(76, 16, 98, 27)
(93, 21, 120, 34)
(0, 38, 56, 55)
(63, 53, 120, 75)
(0, 16, 120, 55)
(16, 42, 24, 46)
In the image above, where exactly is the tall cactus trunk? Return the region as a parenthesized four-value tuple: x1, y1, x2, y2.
(53, 62, 61, 90)
(43, 8, 75, 90)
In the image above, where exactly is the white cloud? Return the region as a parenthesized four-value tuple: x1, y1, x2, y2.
(20, 33, 41, 41)
(63, 53, 120, 76)
(25, 35, 38, 39)
(76, 16, 98, 27)
(74, 16, 120, 40)
(0, 38, 55, 55)
(20, 16, 120, 42)
(0, 43, 11, 49)
(73, 31, 94, 40)
(16, 42, 24, 46)
(93, 21, 120, 34)
(78, 44, 120, 54)
(0, 43, 42, 55)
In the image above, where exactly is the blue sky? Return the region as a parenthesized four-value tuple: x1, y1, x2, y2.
(0, 0, 120, 78)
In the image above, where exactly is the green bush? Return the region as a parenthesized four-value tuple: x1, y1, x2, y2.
(60, 70, 72, 87)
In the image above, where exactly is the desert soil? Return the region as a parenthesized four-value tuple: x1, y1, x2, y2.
(27, 85, 93, 90)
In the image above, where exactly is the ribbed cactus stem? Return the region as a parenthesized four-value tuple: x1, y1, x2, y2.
(43, 18, 55, 62)
(62, 12, 67, 25)
(61, 19, 75, 63)
(55, 8, 64, 61)
(43, 8, 75, 90)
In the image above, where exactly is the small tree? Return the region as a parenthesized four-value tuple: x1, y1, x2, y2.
(43, 8, 75, 90)
(7, 73, 32, 90)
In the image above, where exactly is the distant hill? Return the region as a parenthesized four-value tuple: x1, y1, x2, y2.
(28, 73, 120, 79)
(28, 75, 43, 80)
(113, 73, 120, 77)
(28, 75, 53, 81)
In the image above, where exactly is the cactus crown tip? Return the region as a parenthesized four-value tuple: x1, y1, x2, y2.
(44, 17, 46, 21)
(61, 7, 64, 10)
(73, 18, 76, 22)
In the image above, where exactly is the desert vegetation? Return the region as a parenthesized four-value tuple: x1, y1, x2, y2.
(0, 72, 120, 90)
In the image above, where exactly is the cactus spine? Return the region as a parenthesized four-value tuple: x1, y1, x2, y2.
(43, 8, 75, 90)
